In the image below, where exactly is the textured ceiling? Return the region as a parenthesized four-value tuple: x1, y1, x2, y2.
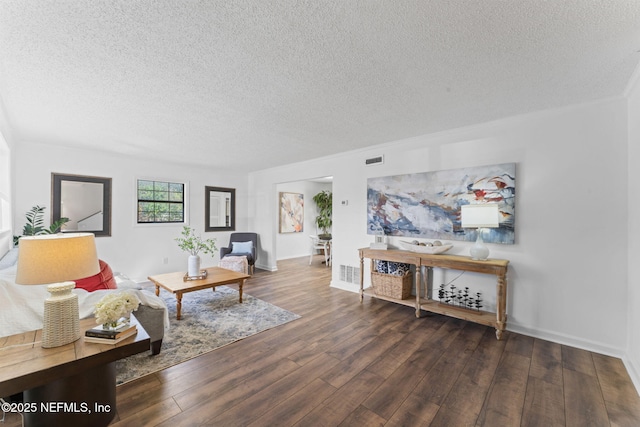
(0, 1, 639, 173)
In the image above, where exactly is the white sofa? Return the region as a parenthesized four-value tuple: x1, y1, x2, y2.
(0, 246, 169, 355)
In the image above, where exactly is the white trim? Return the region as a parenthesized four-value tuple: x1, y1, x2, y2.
(330, 280, 360, 293)
(622, 356, 640, 397)
(254, 262, 277, 272)
(507, 322, 624, 359)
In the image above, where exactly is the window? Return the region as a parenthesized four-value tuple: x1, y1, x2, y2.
(137, 179, 186, 224)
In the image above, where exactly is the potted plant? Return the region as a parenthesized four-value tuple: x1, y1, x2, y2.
(312, 190, 332, 240)
(175, 226, 217, 277)
(13, 205, 70, 246)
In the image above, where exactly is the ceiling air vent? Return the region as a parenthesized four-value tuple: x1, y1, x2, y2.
(365, 155, 384, 166)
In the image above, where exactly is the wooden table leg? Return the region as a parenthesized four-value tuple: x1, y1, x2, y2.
(155, 284, 160, 296)
(238, 280, 245, 303)
(176, 292, 183, 320)
(359, 253, 364, 303)
(495, 273, 507, 340)
(415, 266, 421, 318)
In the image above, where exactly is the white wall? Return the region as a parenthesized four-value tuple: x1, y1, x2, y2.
(0, 109, 14, 244)
(276, 180, 332, 261)
(0, 132, 10, 236)
(0, 131, 11, 255)
(13, 142, 249, 281)
(250, 97, 630, 356)
(625, 67, 640, 391)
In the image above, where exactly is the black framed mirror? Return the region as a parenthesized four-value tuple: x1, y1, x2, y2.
(205, 186, 235, 232)
(52, 173, 112, 237)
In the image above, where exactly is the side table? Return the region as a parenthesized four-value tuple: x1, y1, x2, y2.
(359, 247, 510, 339)
(0, 314, 149, 427)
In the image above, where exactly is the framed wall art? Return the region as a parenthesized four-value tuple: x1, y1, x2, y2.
(279, 192, 304, 233)
(367, 163, 516, 244)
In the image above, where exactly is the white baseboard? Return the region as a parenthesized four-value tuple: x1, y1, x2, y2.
(330, 280, 360, 293)
(277, 254, 310, 261)
(623, 355, 640, 397)
(506, 323, 624, 359)
(255, 262, 277, 272)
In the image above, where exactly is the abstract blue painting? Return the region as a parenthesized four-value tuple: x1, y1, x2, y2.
(367, 163, 516, 244)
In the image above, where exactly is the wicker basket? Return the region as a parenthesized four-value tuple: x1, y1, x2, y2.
(371, 270, 413, 300)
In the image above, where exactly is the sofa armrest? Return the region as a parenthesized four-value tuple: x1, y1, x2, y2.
(220, 247, 232, 257)
(134, 305, 165, 355)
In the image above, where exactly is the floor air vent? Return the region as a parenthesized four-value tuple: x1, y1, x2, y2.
(340, 265, 361, 284)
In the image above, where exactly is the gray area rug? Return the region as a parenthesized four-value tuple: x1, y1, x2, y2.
(116, 285, 300, 385)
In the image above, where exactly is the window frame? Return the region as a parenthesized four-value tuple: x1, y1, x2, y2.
(135, 177, 189, 226)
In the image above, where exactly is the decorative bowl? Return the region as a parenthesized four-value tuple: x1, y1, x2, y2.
(399, 241, 453, 254)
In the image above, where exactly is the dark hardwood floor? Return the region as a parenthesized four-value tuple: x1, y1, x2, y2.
(4, 256, 639, 426)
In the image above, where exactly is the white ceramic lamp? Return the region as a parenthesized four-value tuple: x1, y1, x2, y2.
(461, 204, 499, 261)
(16, 233, 100, 348)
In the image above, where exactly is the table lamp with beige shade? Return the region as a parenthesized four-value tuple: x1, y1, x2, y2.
(15, 233, 100, 348)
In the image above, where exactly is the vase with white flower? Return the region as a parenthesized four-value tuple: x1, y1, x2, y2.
(175, 226, 217, 277)
(94, 291, 141, 330)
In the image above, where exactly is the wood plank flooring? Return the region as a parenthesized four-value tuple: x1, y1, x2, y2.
(3, 256, 639, 426)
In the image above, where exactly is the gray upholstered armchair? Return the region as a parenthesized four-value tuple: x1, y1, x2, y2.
(220, 232, 258, 274)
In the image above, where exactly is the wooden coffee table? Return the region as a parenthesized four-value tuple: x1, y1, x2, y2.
(148, 266, 251, 320)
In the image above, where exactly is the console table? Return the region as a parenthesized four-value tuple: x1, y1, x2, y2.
(359, 247, 510, 339)
(0, 314, 150, 427)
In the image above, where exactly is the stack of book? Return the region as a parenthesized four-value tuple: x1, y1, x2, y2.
(84, 323, 137, 344)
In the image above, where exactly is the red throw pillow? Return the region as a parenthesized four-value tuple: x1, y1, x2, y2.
(74, 260, 118, 292)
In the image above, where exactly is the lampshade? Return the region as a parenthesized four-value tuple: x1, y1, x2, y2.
(461, 204, 499, 229)
(15, 233, 99, 348)
(16, 233, 99, 285)
(461, 204, 500, 261)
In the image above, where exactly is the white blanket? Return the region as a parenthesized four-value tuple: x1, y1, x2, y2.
(0, 265, 169, 338)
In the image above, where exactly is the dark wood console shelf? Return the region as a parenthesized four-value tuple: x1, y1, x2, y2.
(0, 314, 150, 426)
(358, 247, 510, 340)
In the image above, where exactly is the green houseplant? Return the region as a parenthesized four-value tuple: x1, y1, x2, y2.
(312, 190, 332, 239)
(13, 205, 70, 246)
(175, 226, 217, 277)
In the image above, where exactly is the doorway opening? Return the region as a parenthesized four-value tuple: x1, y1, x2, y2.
(275, 176, 332, 266)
